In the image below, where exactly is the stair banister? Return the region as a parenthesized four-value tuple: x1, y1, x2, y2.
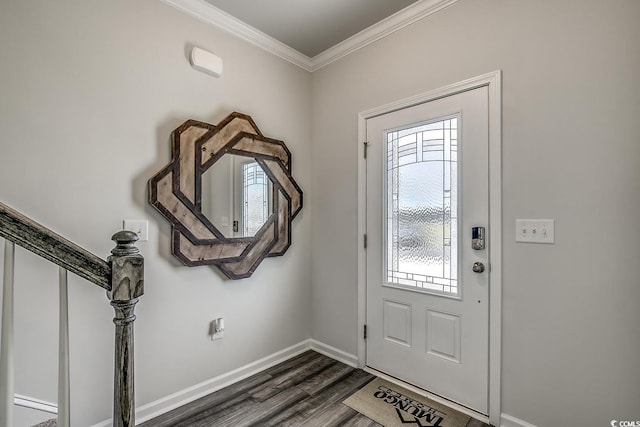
(0, 202, 110, 289)
(108, 230, 144, 427)
(0, 202, 144, 426)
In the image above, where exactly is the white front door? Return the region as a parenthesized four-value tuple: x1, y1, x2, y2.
(365, 86, 490, 414)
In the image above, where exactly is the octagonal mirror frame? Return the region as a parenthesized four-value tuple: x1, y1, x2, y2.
(148, 112, 303, 279)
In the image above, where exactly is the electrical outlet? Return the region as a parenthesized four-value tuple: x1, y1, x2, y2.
(516, 219, 554, 244)
(123, 219, 149, 241)
(209, 318, 224, 341)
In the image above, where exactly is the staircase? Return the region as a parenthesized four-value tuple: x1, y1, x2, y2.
(0, 201, 144, 427)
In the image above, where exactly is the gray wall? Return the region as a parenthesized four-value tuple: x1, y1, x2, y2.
(0, 1, 312, 425)
(311, 0, 640, 425)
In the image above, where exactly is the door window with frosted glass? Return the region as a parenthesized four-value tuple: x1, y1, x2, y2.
(242, 162, 271, 236)
(386, 117, 459, 295)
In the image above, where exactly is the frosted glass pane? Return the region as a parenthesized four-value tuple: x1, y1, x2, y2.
(243, 162, 270, 236)
(386, 117, 458, 294)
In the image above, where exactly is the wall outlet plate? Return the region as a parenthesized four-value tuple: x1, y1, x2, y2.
(210, 331, 224, 341)
(209, 318, 224, 341)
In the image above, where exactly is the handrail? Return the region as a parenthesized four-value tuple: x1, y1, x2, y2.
(0, 201, 143, 426)
(0, 202, 110, 290)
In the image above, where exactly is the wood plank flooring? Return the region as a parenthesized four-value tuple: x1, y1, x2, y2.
(139, 350, 490, 427)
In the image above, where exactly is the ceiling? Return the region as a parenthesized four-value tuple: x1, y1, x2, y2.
(202, 0, 418, 58)
(162, 0, 458, 71)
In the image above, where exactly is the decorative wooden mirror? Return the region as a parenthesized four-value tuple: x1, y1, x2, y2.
(148, 112, 303, 279)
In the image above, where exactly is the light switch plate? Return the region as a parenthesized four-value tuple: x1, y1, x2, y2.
(516, 219, 554, 244)
(123, 219, 149, 241)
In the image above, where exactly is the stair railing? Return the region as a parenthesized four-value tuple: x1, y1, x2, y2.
(0, 201, 143, 427)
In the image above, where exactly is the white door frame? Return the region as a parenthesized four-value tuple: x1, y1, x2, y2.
(357, 70, 502, 425)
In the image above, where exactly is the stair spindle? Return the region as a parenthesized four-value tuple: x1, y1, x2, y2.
(58, 267, 70, 427)
(1, 240, 15, 427)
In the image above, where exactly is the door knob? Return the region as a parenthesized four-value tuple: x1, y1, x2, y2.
(472, 262, 485, 273)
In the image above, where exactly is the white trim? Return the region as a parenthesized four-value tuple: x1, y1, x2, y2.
(365, 367, 489, 424)
(14, 394, 58, 415)
(308, 339, 358, 368)
(91, 339, 357, 426)
(312, 0, 460, 71)
(94, 340, 310, 426)
(500, 413, 538, 427)
(357, 70, 502, 426)
(159, 0, 313, 71)
(159, 0, 461, 72)
(357, 119, 368, 369)
(487, 70, 503, 427)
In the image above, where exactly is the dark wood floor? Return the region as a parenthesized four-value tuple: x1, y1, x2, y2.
(140, 350, 490, 427)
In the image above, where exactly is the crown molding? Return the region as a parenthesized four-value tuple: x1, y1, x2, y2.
(161, 0, 460, 73)
(160, 0, 314, 71)
(310, 0, 460, 71)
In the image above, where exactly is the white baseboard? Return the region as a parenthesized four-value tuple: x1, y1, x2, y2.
(86, 338, 541, 427)
(14, 394, 58, 414)
(90, 341, 541, 427)
(14, 395, 58, 427)
(92, 339, 357, 426)
(501, 413, 537, 427)
(307, 339, 358, 368)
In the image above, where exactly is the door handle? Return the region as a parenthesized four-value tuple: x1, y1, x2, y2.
(472, 262, 485, 273)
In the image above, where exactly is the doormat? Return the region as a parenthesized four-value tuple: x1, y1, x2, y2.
(344, 377, 470, 427)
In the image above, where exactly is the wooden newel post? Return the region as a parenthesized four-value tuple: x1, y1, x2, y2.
(108, 231, 144, 427)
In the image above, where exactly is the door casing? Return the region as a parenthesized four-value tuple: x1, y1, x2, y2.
(356, 70, 502, 425)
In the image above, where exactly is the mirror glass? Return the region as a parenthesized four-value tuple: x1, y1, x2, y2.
(201, 154, 274, 238)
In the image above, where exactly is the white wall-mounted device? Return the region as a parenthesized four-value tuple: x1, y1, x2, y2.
(190, 47, 223, 78)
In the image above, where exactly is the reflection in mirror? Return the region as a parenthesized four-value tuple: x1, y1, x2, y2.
(201, 154, 274, 238)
